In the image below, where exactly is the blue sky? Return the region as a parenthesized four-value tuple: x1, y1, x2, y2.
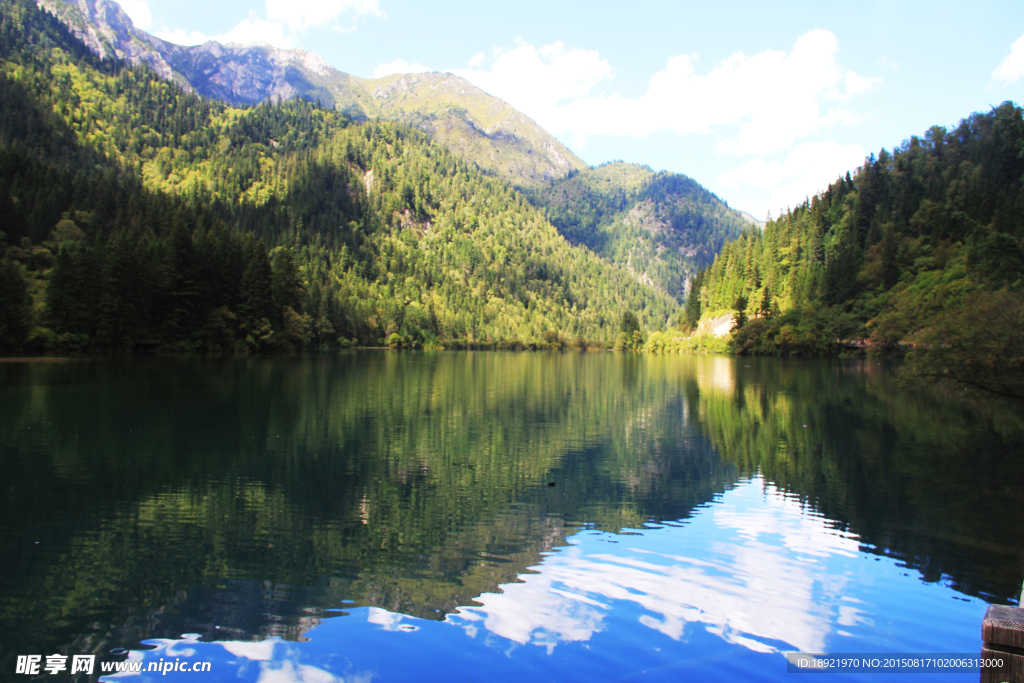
(118, 0, 1024, 218)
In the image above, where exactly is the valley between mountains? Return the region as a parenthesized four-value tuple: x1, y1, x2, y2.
(0, 0, 1022, 400)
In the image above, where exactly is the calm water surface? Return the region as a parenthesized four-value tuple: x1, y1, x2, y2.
(1, 352, 1022, 682)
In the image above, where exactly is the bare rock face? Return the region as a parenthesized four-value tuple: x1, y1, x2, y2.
(37, 0, 349, 106)
(36, 0, 587, 188)
(696, 313, 736, 337)
(37, 0, 182, 84)
(166, 43, 339, 107)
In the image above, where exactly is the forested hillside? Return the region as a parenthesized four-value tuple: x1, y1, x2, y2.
(36, 0, 588, 189)
(528, 162, 751, 300)
(690, 104, 1024, 397)
(0, 0, 677, 354)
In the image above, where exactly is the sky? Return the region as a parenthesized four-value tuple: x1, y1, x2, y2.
(117, 0, 1024, 219)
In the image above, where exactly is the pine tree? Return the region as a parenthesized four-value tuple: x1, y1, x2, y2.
(684, 268, 704, 331)
(162, 220, 199, 340)
(45, 243, 96, 338)
(0, 258, 32, 350)
(271, 248, 305, 318)
(239, 238, 275, 349)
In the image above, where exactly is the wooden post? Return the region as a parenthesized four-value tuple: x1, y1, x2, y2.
(981, 604, 1024, 682)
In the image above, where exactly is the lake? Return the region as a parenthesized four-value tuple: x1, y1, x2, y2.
(1, 352, 1022, 682)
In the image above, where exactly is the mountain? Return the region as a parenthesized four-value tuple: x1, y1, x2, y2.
(0, 0, 678, 353)
(527, 162, 752, 300)
(33, 0, 762, 296)
(690, 102, 1024, 397)
(354, 71, 586, 188)
(737, 210, 764, 227)
(34, 0, 587, 188)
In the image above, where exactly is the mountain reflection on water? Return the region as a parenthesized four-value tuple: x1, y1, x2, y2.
(452, 478, 860, 655)
(0, 353, 1021, 681)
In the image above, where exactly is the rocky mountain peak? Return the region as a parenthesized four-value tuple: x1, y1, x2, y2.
(37, 0, 182, 84)
(35, 0, 587, 187)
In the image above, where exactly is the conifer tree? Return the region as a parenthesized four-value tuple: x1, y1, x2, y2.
(45, 243, 96, 339)
(0, 258, 31, 350)
(271, 248, 304, 318)
(239, 239, 275, 349)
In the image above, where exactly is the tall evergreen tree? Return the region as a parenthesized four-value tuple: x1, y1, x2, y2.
(239, 239, 275, 349)
(0, 258, 31, 350)
(271, 248, 304, 318)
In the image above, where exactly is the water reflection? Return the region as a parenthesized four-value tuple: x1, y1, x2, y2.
(0, 353, 1021, 681)
(452, 478, 858, 655)
(124, 637, 374, 683)
(695, 355, 735, 396)
(695, 358, 1024, 602)
(120, 476, 986, 682)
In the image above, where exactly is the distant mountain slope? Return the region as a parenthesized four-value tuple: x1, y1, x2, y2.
(34, 0, 587, 187)
(737, 210, 764, 227)
(0, 0, 677, 354)
(29, 0, 749, 309)
(528, 162, 752, 300)
(691, 103, 1024, 385)
(356, 72, 585, 188)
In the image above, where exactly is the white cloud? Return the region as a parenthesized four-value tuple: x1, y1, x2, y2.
(153, 0, 381, 51)
(118, 0, 152, 30)
(264, 0, 382, 33)
(993, 33, 1024, 84)
(132, 638, 354, 683)
(450, 477, 860, 655)
(456, 29, 877, 156)
(373, 58, 432, 78)
(254, 660, 344, 683)
(219, 639, 280, 661)
(151, 26, 213, 46)
(366, 607, 421, 631)
(844, 70, 881, 98)
(452, 31, 876, 214)
(717, 140, 866, 219)
(220, 16, 292, 47)
(454, 40, 615, 129)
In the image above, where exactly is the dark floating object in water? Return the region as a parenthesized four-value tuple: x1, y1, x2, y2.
(547, 482, 556, 487)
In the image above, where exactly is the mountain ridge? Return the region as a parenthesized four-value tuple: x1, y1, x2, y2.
(32, 0, 759, 299)
(35, 0, 587, 187)
(528, 161, 752, 301)
(14, 0, 768, 325)
(0, 0, 682, 354)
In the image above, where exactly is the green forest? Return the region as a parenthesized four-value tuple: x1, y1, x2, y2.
(527, 161, 751, 300)
(2, 0, 1023, 400)
(687, 104, 1024, 398)
(0, 0, 680, 354)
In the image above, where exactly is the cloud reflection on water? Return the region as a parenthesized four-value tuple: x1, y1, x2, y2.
(124, 637, 373, 683)
(449, 477, 862, 655)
